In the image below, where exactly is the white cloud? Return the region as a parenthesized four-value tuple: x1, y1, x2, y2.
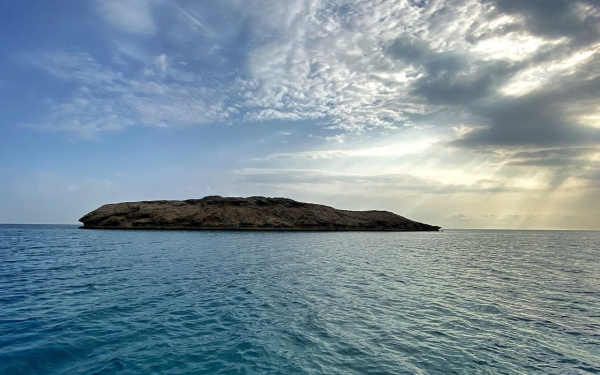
(231, 0, 520, 130)
(154, 54, 168, 75)
(22, 85, 133, 140)
(25, 51, 240, 137)
(98, 0, 156, 34)
(31, 52, 122, 86)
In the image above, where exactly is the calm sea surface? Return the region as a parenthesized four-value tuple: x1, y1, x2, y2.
(0, 225, 599, 374)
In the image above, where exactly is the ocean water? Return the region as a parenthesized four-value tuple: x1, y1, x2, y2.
(0, 225, 599, 375)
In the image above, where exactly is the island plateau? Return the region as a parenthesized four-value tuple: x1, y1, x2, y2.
(79, 196, 441, 231)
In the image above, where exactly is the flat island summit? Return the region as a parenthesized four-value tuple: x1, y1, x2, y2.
(79, 196, 440, 231)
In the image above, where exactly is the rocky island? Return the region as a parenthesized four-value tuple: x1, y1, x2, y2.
(79, 196, 440, 231)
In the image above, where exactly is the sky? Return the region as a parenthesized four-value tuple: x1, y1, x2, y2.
(1, 0, 599, 229)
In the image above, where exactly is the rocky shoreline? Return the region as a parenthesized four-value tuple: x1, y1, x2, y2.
(79, 196, 441, 231)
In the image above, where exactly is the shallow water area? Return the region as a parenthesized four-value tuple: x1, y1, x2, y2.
(1, 225, 599, 374)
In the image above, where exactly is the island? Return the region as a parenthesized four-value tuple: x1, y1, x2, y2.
(79, 196, 441, 231)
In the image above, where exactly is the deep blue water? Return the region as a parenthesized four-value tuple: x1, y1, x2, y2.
(0, 225, 599, 374)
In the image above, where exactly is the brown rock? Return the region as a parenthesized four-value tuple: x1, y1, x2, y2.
(79, 196, 440, 231)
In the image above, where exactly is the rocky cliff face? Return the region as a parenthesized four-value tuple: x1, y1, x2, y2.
(79, 196, 440, 231)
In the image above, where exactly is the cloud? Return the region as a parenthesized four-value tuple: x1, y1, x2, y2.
(23, 51, 241, 137)
(255, 141, 433, 160)
(239, 0, 600, 150)
(380, 0, 600, 156)
(234, 168, 538, 195)
(498, 147, 600, 189)
(98, 0, 156, 34)
(23, 0, 600, 156)
(489, 0, 600, 46)
(22, 90, 133, 140)
(453, 65, 600, 149)
(393, 1, 600, 190)
(238, 0, 433, 130)
(505, 148, 596, 167)
(30, 51, 123, 86)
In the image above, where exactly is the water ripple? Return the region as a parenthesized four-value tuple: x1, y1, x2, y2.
(0, 226, 599, 374)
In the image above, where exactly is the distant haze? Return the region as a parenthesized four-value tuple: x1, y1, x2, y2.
(1, 0, 599, 229)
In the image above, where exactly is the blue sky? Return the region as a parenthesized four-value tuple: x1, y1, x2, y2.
(1, 0, 600, 229)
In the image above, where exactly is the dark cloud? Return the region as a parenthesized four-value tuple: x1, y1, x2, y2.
(454, 62, 600, 148)
(506, 148, 596, 167)
(385, 1, 600, 151)
(496, 147, 600, 188)
(387, 37, 476, 81)
(489, 0, 600, 46)
(408, 0, 428, 8)
(412, 60, 523, 106)
(386, 37, 431, 63)
(579, 166, 600, 185)
(386, 37, 525, 106)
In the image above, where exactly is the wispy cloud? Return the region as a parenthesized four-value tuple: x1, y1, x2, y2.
(98, 0, 156, 35)
(234, 168, 544, 195)
(254, 141, 434, 160)
(22, 51, 241, 138)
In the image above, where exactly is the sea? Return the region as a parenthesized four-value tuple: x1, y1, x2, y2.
(0, 225, 598, 375)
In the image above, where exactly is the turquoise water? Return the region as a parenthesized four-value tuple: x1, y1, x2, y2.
(1, 225, 599, 374)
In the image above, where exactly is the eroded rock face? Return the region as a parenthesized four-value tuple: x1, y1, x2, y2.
(79, 196, 440, 231)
